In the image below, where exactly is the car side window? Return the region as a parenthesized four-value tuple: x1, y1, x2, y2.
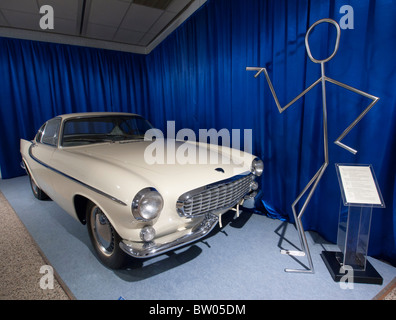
(41, 118, 61, 147)
(35, 123, 46, 143)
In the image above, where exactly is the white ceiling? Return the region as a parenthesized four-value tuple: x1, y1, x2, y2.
(0, 0, 207, 54)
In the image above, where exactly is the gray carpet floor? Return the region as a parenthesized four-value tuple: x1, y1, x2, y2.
(0, 190, 71, 300)
(0, 175, 395, 300)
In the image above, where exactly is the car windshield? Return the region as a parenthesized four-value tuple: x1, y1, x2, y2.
(62, 115, 153, 147)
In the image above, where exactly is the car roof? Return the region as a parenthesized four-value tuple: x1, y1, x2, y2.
(56, 112, 141, 120)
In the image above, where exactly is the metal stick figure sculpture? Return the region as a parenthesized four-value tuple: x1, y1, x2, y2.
(247, 19, 379, 273)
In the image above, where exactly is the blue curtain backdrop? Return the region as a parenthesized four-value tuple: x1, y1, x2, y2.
(0, 40, 149, 180)
(0, 0, 395, 265)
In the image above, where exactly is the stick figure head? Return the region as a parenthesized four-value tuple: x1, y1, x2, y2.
(305, 18, 341, 64)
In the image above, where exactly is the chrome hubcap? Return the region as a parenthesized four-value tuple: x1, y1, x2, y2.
(90, 206, 114, 256)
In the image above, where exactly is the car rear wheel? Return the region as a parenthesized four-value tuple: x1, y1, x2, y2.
(86, 201, 129, 269)
(28, 172, 49, 200)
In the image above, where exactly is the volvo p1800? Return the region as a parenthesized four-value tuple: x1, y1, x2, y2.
(20, 112, 263, 269)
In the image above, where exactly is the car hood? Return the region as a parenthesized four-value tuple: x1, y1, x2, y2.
(66, 139, 253, 188)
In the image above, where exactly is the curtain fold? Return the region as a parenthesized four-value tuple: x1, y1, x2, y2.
(0, 0, 395, 265)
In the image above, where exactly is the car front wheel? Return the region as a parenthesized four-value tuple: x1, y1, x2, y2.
(86, 202, 129, 269)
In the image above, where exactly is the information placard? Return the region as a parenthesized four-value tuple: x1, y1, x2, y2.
(336, 164, 385, 207)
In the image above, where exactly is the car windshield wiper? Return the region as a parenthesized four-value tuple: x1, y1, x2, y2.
(65, 135, 144, 145)
(105, 134, 145, 143)
(118, 138, 145, 144)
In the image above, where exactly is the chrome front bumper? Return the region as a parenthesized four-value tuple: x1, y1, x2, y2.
(119, 213, 219, 259)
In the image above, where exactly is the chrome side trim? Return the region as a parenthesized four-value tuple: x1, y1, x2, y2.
(28, 144, 127, 206)
(119, 213, 219, 258)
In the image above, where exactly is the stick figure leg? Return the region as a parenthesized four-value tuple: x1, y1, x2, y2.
(281, 162, 328, 273)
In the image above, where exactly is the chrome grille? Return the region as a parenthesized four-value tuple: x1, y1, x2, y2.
(177, 174, 254, 218)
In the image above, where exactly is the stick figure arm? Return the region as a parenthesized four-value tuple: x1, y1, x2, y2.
(246, 67, 321, 114)
(325, 77, 380, 154)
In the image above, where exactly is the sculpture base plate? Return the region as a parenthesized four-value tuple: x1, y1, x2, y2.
(321, 251, 383, 285)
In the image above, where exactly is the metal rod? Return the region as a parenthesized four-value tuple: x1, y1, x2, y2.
(325, 77, 380, 154)
(246, 18, 379, 274)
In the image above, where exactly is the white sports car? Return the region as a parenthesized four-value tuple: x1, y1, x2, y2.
(20, 112, 263, 269)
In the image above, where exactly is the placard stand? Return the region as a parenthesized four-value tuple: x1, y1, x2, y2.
(321, 164, 385, 285)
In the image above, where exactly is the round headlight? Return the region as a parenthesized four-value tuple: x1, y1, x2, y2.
(132, 188, 164, 221)
(251, 158, 264, 176)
